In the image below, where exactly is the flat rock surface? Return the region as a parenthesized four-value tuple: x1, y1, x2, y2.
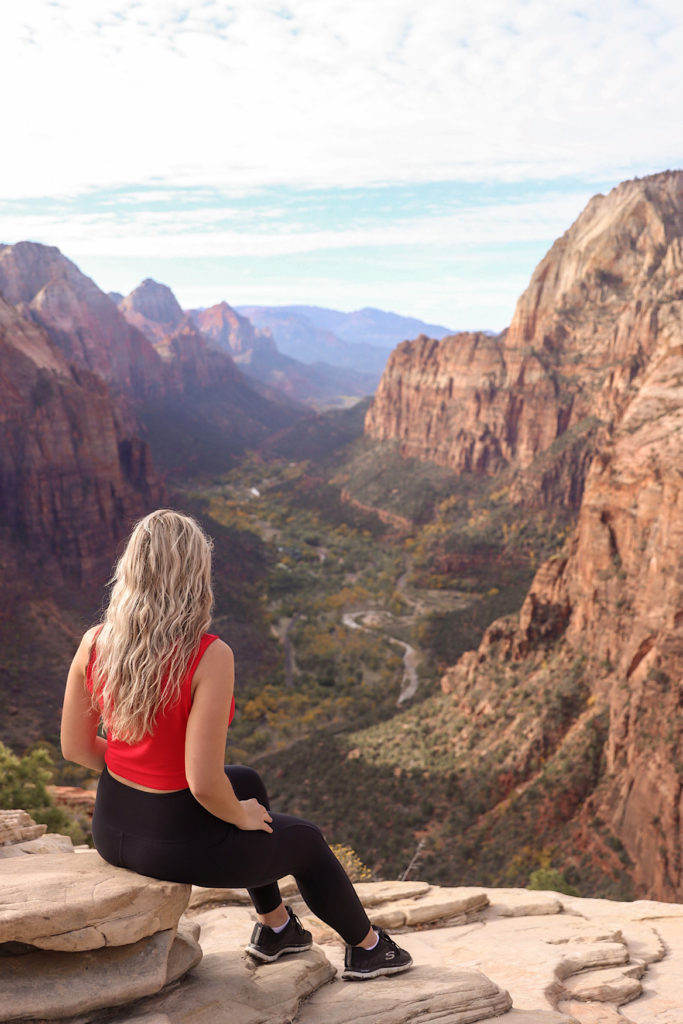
(621, 917, 683, 1024)
(117, 883, 683, 1024)
(297, 962, 511, 1024)
(8, 875, 683, 1023)
(0, 850, 191, 951)
(134, 932, 335, 1024)
(483, 888, 563, 917)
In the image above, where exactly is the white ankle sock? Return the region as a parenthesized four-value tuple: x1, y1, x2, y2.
(363, 930, 379, 951)
(270, 915, 290, 934)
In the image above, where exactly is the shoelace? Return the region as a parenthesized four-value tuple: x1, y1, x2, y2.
(289, 910, 306, 933)
(376, 928, 402, 955)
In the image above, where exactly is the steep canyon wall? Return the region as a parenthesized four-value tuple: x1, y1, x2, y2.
(423, 170, 683, 899)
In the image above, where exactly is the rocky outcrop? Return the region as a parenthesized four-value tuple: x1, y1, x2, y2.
(8, 811, 683, 1024)
(0, 294, 162, 585)
(0, 243, 301, 440)
(2, 850, 191, 951)
(191, 301, 380, 404)
(110, 873, 683, 1024)
(0, 809, 47, 846)
(366, 171, 683, 509)
(0, 242, 164, 398)
(118, 278, 185, 342)
(438, 173, 683, 902)
(365, 332, 509, 473)
(0, 836, 199, 1023)
(120, 292, 380, 405)
(192, 301, 277, 360)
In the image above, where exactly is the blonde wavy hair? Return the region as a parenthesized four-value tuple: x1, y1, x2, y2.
(92, 509, 214, 743)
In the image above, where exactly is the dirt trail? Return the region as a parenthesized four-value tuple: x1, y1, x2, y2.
(342, 611, 419, 704)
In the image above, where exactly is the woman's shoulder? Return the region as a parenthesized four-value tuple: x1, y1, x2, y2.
(191, 635, 234, 695)
(201, 635, 234, 662)
(83, 624, 103, 645)
(70, 624, 103, 675)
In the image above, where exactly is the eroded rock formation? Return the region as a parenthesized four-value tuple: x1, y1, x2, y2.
(192, 301, 277, 361)
(7, 815, 683, 1024)
(366, 171, 683, 509)
(438, 171, 683, 900)
(0, 831, 199, 1022)
(118, 278, 185, 342)
(0, 243, 164, 398)
(0, 294, 162, 585)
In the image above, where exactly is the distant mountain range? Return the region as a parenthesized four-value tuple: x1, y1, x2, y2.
(281, 305, 454, 348)
(236, 305, 454, 375)
(114, 282, 430, 407)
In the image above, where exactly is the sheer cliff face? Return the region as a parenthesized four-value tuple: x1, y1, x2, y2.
(0, 297, 162, 585)
(439, 171, 683, 900)
(0, 243, 164, 398)
(118, 278, 185, 342)
(192, 302, 277, 360)
(366, 172, 683, 508)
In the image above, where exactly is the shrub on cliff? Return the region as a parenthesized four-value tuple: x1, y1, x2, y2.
(0, 741, 86, 843)
(527, 867, 580, 897)
(330, 843, 372, 882)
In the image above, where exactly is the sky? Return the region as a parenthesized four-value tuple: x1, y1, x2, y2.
(1, 1, 682, 331)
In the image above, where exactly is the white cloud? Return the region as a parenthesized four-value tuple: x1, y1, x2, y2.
(0, 0, 681, 197)
(2, 0, 680, 326)
(0, 192, 591, 259)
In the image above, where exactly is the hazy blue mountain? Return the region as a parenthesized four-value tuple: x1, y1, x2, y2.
(237, 304, 452, 374)
(282, 305, 455, 349)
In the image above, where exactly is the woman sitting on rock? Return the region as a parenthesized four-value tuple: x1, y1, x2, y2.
(61, 508, 412, 981)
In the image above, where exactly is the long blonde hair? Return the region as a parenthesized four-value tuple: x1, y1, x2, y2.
(92, 509, 214, 742)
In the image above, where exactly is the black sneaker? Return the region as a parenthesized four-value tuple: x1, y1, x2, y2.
(342, 927, 413, 980)
(245, 906, 313, 962)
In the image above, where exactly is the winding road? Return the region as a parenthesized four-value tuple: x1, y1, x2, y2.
(342, 611, 419, 705)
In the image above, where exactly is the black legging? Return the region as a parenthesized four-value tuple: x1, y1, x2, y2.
(92, 764, 371, 945)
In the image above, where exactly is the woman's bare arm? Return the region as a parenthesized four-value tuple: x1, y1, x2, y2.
(61, 627, 107, 771)
(185, 639, 272, 832)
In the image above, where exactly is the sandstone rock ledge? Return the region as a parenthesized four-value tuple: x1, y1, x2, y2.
(175, 881, 683, 1024)
(0, 846, 199, 1022)
(4, 817, 683, 1024)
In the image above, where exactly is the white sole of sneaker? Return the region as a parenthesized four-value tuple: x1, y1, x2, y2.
(341, 959, 413, 980)
(245, 942, 313, 963)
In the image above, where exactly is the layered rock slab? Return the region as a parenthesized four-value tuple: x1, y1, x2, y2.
(297, 964, 512, 1024)
(0, 808, 47, 845)
(1, 924, 201, 1022)
(0, 849, 190, 951)
(0, 848, 199, 1023)
(8, 869, 683, 1024)
(136, 906, 336, 1024)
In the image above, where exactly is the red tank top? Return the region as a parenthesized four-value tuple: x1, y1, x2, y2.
(86, 632, 234, 789)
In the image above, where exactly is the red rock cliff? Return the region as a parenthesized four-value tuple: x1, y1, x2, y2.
(0, 296, 162, 585)
(366, 171, 683, 508)
(192, 302, 277, 360)
(439, 170, 683, 899)
(0, 243, 164, 398)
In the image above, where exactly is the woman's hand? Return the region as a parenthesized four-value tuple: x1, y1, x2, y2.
(238, 798, 273, 833)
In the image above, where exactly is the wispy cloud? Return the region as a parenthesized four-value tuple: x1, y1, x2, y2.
(0, 190, 592, 259)
(0, 0, 680, 197)
(1, 1, 681, 326)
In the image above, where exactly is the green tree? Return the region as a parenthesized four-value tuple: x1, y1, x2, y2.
(528, 867, 580, 897)
(0, 741, 86, 843)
